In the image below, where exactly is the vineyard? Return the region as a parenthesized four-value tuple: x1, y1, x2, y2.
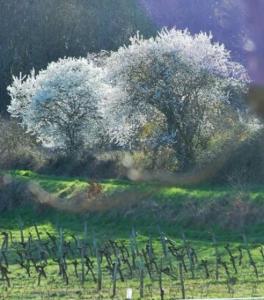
(1, 221, 264, 299)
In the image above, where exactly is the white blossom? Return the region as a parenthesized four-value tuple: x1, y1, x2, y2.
(8, 57, 107, 153)
(101, 28, 249, 169)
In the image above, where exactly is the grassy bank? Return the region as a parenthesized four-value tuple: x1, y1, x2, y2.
(1, 169, 264, 239)
(7, 169, 264, 201)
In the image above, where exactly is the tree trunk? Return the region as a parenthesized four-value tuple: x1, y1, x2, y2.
(167, 119, 195, 172)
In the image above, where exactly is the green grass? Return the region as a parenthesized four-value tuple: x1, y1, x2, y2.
(1, 170, 264, 298)
(3, 169, 264, 237)
(7, 169, 264, 202)
(7, 170, 134, 198)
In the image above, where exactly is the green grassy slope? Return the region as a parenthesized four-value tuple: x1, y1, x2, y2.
(8, 169, 264, 201)
(1, 169, 264, 238)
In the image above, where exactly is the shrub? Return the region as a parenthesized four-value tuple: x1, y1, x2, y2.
(40, 151, 121, 178)
(0, 118, 46, 170)
(0, 177, 31, 212)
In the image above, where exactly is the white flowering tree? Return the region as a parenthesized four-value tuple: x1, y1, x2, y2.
(8, 57, 106, 155)
(101, 28, 249, 170)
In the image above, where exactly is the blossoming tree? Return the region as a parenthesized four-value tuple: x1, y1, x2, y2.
(8, 57, 106, 155)
(101, 28, 249, 170)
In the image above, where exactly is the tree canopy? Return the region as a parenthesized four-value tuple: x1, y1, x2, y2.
(8, 58, 107, 154)
(101, 28, 249, 169)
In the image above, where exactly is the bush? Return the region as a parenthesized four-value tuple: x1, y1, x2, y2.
(0, 118, 46, 170)
(131, 147, 178, 172)
(212, 129, 264, 184)
(40, 151, 121, 178)
(0, 177, 31, 212)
